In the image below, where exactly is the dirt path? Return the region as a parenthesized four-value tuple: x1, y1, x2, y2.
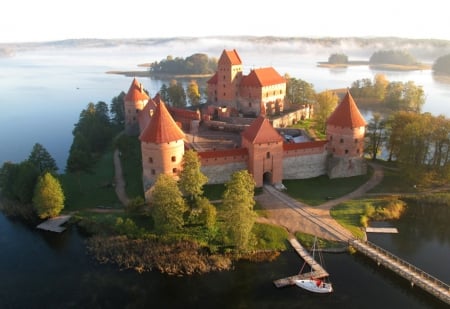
(113, 149, 130, 207)
(256, 162, 384, 242)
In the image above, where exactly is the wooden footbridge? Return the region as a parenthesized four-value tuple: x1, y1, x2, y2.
(350, 239, 450, 305)
(273, 238, 329, 288)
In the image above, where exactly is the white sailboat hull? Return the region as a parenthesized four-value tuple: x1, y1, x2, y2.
(295, 279, 333, 294)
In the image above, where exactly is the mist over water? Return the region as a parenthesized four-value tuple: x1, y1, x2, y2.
(1, 37, 450, 169)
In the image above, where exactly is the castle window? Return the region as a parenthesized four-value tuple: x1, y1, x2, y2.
(355, 139, 358, 143)
(340, 138, 344, 143)
(149, 157, 153, 163)
(223, 92, 226, 96)
(357, 149, 360, 153)
(151, 169, 155, 175)
(266, 152, 270, 159)
(171, 156, 176, 162)
(249, 102, 252, 107)
(330, 136, 333, 141)
(345, 149, 349, 154)
(172, 168, 177, 173)
(223, 75, 225, 80)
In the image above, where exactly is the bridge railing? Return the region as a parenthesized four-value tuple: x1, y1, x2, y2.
(350, 239, 450, 293)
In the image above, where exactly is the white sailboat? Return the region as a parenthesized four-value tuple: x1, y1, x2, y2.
(295, 237, 333, 293)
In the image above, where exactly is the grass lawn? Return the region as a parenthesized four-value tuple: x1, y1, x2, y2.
(367, 160, 417, 194)
(283, 167, 373, 206)
(330, 199, 367, 239)
(60, 150, 121, 211)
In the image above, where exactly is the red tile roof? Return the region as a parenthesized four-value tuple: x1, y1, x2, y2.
(241, 116, 284, 144)
(240, 67, 285, 87)
(124, 78, 149, 101)
(283, 140, 327, 151)
(218, 49, 242, 66)
(139, 100, 185, 143)
(198, 148, 248, 159)
(138, 98, 157, 129)
(327, 91, 367, 128)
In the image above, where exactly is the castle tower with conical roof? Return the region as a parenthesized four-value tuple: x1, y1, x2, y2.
(326, 90, 367, 178)
(241, 116, 284, 187)
(139, 99, 185, 192)
(124, 78, 149, 135)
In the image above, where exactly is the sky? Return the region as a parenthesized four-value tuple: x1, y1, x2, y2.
(1, 0, 450, 43)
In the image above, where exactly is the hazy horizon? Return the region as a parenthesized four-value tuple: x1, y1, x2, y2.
(2, 0, 450, 43)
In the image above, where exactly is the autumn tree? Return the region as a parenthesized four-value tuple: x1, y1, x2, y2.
(151, 174, 187, 233)
(314, 90, 339, 133)
(33, 172, 65, 219)
(373, 73, 388, 101)
(178, 149, 208, 202)
(222, 170, 256, 251)
(28, 143, 58, 174)
(186, 80, 201, 106)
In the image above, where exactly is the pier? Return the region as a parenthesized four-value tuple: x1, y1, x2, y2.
(36, 215, 71, 233)
(350, 239, 450, 305)
(273, 238, 329, 288)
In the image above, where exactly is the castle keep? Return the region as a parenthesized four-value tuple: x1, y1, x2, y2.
(123, 49, 367, 194)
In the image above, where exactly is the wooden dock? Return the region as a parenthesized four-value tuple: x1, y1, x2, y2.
(350, 239, 450, 305)
(36, 215, 71, 233)
(273, 238, 329, 288)
(365, 227, 398, 233)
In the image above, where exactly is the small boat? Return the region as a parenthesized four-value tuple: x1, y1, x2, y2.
(294, 236, 333, 294)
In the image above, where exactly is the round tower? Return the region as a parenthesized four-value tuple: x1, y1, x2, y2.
(124, 78, 149, 135)
(139, 99, 185, 194)
(326, 90, 367, 178)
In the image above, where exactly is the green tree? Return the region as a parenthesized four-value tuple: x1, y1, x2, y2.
(28, 143, 58, 174)
(178, 149, 208, 202)
(12, 161, 39, 204)
(315, 90, 339, 133)
(110, 91, 126, 126)
(222, 170, 256, 251)
(433, 54, 450, 75)
(33, 172, 65, 219)
(159, 84, 170, 102)
(328, 53, 348, 64)
(373, 74, 388, 101)
(365, 113, 386, 160)
(167, 80, 187, 108)
(186, 80, 201, 106)
(195, 196, 217, 230)
(285, 76, 316, 106)
(151, 174, 187, 233)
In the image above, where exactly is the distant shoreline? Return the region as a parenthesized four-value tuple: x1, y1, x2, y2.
(317, 61, 431, 71)
(106, 69, 213, 79)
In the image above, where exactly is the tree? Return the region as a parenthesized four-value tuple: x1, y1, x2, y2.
(365, 113, 386, 160)
(178, 149, 208, 202)
(167, 80, 187, 108)
(151, 174, 187, 233)
(285, 76, 316, 106)
(314, 90, 339, 133)
(195, 196, 217, 230)
(373, 74, 388, 101)
(110, 91, 126, 126)
(222, 170, 256, 251)
(12, 161, 39, 204)
(328, 53, 348, 64)
(28, 143, 58, 174)
(186, 80, 201, 106)
(433, 54, 450, 75)
(159, 84, 170, 102)
(33, 172, 65, 219)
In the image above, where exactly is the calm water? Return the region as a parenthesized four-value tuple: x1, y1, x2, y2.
(1, 41, 450, 308)
(0, 210, 448, 308)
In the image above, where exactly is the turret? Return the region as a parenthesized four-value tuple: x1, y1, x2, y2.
(326, 90, 367, 178)
(124, 78, 149, 135)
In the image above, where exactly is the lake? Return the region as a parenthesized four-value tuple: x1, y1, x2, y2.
(0, 39, 449, 308)
(0, 40, 450, 169)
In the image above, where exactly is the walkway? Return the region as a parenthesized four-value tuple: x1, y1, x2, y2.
(256, 162, 384, 241)
(113, 149, 130, 206)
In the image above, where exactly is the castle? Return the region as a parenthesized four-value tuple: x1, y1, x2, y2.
(123, 49, 367, 195)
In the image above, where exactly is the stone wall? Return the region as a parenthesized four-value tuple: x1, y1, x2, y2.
(201, 161, 248, 184)
(327, 156, 367, 179)
(282, 152, 328, 179)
